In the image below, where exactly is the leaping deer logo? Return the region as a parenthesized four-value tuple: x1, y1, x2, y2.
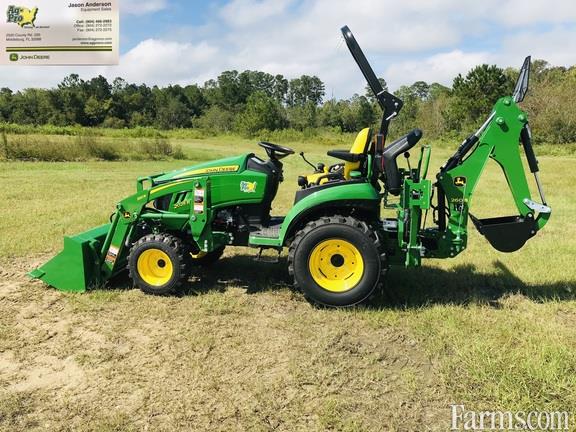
(454, 176, 467, 187)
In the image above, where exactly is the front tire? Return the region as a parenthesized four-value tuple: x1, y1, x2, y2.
(288, 216, 383, 307)
(128, 233, 189, 295)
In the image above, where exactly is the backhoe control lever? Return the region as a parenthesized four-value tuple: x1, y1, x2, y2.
(382, 128, 422, 195)
(299, 152, 318, 171)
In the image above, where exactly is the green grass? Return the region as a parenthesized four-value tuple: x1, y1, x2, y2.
(0, 133, 190, 162)
(0, 122, 358, 146)
(0, 134, 575, 430)
(1, 127, 574, 163)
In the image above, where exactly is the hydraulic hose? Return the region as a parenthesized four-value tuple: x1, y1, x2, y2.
(520, 124, 539, 173)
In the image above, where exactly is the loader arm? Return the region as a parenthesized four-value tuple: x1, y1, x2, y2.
(29, 179, 203, 292)
(99, 176, 218, 280)
(435, 96, 551, 255)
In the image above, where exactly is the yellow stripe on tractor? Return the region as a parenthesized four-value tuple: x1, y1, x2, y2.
(173, 165, 239, 178)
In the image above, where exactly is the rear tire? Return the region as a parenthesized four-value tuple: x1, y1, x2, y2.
(128, 233, 189, 295)
(288, 215, 384, 307)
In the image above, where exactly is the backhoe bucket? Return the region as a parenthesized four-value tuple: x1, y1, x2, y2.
(470, 215, 537, 253)
(28, 224, 111, 292)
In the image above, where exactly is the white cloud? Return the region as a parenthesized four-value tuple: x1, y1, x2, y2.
(220, 0, 295, 27)
(207, 0, 576, 95)
(385, 50, 492, 89)
(0, 39, 219, 91)
(107, 39, 220, 85)
(493, 0, 576, 26)
(196, 0, 473, 96)
(501, 26, 576, 66)
(2, 0, 576, 96)
(0, 66, 93, 90)
(121, 0, 169, 16)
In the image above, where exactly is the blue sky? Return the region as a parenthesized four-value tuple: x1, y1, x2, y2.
(3, 0, 576, 97)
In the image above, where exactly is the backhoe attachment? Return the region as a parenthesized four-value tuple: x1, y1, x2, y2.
(467, 122, 551, 253)
(437, 95, 551, 254)
(429, 56, 551, 255)
(469, 119, 550, 253)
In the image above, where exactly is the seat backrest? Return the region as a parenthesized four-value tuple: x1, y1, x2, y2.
(344, 128, 372, 179)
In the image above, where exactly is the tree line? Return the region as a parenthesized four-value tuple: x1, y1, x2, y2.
(0, 59, 574, 143)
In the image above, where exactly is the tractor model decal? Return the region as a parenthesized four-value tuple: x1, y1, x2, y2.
(174, 165, 240, 179)
(240, 181, 257, 193)
(104, 245, 119, 265)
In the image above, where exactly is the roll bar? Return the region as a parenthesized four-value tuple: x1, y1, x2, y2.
(340, 25, 403, 137)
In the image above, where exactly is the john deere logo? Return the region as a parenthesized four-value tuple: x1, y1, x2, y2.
(6, 5, 38, 27)
(240, 181, 257, 193)
(454, 176, 467, 187)
(9, 53, 18, 62)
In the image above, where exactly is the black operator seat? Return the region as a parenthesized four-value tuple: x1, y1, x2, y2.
(382, 128, 422, 195)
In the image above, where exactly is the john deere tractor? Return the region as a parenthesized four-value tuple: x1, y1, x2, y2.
(30, 26, 551, 307)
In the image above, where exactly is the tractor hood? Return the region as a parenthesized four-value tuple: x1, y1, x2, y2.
(153, 154, 250, 183)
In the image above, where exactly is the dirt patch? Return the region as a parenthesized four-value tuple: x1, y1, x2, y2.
(9, 355, 85, 392)
(0, 258, 449, 431)
(0, 351, 19, 376)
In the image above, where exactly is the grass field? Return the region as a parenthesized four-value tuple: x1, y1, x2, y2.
(1, 134, 575, 431)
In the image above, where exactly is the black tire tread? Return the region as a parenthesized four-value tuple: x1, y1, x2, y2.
(287, 215, 386, 306)
(127, 233, 190, 295)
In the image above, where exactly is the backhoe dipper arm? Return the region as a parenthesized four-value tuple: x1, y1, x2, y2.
(435, 96, 551, 255)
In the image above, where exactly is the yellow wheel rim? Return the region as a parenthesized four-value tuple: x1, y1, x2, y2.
(137, 249, 173, 286)
(308, 239, 364, 293)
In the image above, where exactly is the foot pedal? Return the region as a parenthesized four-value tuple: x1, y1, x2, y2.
(254, 248, 281, 263)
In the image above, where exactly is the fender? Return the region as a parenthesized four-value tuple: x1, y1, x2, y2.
(282, 181, 381, 245)
(250, 182, 380, 247)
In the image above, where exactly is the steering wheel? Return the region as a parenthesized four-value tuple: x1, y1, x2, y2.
(258, 141, 295, 160)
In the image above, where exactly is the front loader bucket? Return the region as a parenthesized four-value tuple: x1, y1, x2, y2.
(470, 215, 537, 253)
(28, 224, 111, 292)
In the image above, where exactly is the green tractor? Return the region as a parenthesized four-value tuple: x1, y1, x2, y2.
(30, 26, 551, 307)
